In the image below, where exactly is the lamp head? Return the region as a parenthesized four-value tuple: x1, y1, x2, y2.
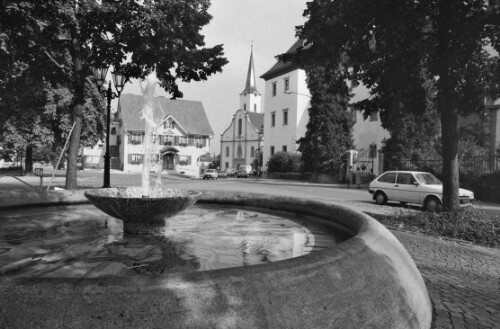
(92, 67, 109, 89)
(112, 71, 128, 93)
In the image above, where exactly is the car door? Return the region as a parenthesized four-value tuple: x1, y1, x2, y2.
(395, 173, 420, 203)
(374, 172, 398, 200)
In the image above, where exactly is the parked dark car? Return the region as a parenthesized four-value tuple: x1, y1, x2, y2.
(218, 170, 228, 178)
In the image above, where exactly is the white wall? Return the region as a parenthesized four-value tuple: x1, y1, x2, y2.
(262, 69, 310, 170)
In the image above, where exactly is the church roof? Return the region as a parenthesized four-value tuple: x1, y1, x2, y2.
(247, 112, 264, 132)
(241, 48, 259, 94)
(117, 94, 214, 136)
(260, 38, 304, 81)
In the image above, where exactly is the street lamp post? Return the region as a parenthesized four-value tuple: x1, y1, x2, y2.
(92, 66, 128, 188)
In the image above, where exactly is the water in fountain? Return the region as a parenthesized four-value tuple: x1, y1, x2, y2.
(0, 203, 350, 277)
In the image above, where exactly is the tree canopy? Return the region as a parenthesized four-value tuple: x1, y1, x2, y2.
(0, 0, 228, 188)
(293, 0, 500, 209)
(298, 63, 353, 173)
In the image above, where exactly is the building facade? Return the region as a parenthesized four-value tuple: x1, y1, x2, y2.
(220, 49, 264, 171)
(83, 93, 214, 178)
(260, 39, 311, 171)
(260, 39, 389, 176)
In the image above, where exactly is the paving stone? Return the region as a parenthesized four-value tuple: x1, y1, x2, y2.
(391, 230, 500, 329)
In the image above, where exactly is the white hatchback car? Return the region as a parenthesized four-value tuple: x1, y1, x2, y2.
(368, 171, 474, 211)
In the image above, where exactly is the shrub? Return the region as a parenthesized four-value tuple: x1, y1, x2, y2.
(372, 206, 500, 248)
(267, 152, 302, 173)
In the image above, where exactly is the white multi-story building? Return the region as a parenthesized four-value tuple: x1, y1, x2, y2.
(260, 39, 390, 176)
(260, 39, 311, 171)
(220, 49, 264, 171)
(83, 93, 214, 178)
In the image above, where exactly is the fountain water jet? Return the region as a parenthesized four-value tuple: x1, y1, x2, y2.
(85, 71, 200, 234)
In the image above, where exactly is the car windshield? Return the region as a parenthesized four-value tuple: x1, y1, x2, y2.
(415, 173, 441, 185)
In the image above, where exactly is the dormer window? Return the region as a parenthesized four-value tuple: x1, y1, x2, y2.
(163, 119, 175, 129)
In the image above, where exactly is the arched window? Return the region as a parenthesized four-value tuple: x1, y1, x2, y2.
(250, 146, 255, 158)
(238, 118, 242, 136)
(243, 103, 246, 111)
(237, 145, 242, 158)
(226, 146, 229, 157)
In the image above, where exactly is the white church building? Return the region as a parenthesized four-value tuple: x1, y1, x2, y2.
(220, 49, 264, 171)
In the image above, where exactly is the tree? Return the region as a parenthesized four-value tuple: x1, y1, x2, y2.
(293, 0, 500, 210)
(0, 0, 227, 188)
(298, 63, 354, 173)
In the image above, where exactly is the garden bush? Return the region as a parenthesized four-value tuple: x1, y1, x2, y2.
(267, 152, 302, 173)
(372, 206, 500, 248)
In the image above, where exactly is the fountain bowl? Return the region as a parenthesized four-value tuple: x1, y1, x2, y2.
(84, 187, 201, 233)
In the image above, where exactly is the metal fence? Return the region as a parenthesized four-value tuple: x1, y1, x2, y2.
(390, 155, 500, 177)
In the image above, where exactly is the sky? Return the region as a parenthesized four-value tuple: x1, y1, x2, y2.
(119, 0, 309, 155)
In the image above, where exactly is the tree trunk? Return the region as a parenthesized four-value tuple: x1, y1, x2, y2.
(65, 17, 84, 190)
(439, 91, 459, 210)
(437, 0, 460, 210)
(25, 145, 33, 175)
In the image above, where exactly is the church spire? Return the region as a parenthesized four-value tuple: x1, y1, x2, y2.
(242, 45, 258, 94)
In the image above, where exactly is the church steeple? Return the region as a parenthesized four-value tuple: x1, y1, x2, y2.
(239, 45, 262, 113)
(242, 46, 258, 94)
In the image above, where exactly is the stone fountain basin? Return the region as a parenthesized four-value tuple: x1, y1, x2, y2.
(0, 189, 432, 329)
(84, 187, 201, 222)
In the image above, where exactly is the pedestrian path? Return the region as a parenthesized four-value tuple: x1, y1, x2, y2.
(393, 230, 500, 329)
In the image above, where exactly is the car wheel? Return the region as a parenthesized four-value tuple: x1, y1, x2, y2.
(424, 196, 442, 212)
(374, 191, 387, 205)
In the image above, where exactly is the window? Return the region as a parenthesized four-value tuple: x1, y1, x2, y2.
(130, 133, 142, 144)
(270, 146, 275, 156)
(243, 103, 246, 111)
(179, 136, 188, 146)
(152, 134, 158, 143)
(226, 146, 230, 157)
(282, 145, 287, 152)
(283, 109, 288, 125)
(250, 146, 255, 158)
(111, 127, 117, 135)
(179, 155, 191, 166)
(272, 82, 277, 96)
(284, 78, 290, 92)
(271, 112, 276, 127)
(378, 172, 396, 183)
(254, 104, 257, 112)
(194, 137, 203, 148)
(129, 154, 143, 165)
(238, 118, 242, 136)
(225, 162, 229, 169)
(369, 112, 378, 121)
(237, 145, 242, 158)
(397, 173, 416, 185)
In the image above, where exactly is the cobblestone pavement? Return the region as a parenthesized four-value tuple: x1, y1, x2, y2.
(392, 230, 500, 329)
